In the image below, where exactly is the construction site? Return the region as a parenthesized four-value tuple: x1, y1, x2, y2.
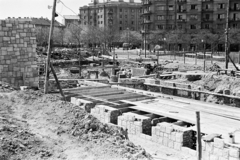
(1, 6, 240, 160)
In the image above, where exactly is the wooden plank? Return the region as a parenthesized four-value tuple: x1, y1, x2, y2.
(87, 91, 125, 97)
(98, 93, 146, 101)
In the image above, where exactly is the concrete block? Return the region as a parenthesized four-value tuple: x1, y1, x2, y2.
(151, 134, 158, 143)
(205, 142, 214, 153)
(202, 151, 210, 160)
(156, 127, 160, 136)
(168, 140, 174, 148)
(175, 132, 183, 143)
(229, 148, 240, 158)
(170, 132, 176, 141)
(165, 126, 173, 134)
(213, 147, 223, 157)
(163, 137, 168, 146)
(219, 157, 228, 160)
(70, 97, 76, 105)
(152, 127, 156, 135)
(174, 142, 182, 151)
(229, 157, 240, 160)
(146, 135, 152, 141)
(158, 137, 163, 145)
(213, 138, 225, 149)
(222, 148, 229, 159)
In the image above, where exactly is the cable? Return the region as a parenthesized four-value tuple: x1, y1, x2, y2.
(58, 0, 78, 15)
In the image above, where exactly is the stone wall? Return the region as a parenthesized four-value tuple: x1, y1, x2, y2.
(0, 19, 38, 87)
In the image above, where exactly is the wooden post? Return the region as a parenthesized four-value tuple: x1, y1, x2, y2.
(44, 0, 57, 94)
(196, 111, 202, 160)
(50, 63, 65, 101)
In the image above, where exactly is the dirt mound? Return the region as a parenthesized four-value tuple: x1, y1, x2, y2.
(0, 90, 152, 160)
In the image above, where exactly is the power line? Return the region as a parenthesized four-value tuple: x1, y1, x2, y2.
(59, 0, 78, 15)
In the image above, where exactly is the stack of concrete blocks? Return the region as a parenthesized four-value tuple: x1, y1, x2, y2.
(117, 112, 152, 136)
(151, 122, 197, 157)
(0, 19, 38, 87)
(91, 105, 121, 125)
(118, 78, 145, 90)
(131, 68, 146, 77)
(202, 137, 240, 160)
(145, 78, 160, 92)
(39, 79, 78, 91)
(175, 83, 192, 98)
(161, 81, 176, 95)
(71, 97, 96, 113)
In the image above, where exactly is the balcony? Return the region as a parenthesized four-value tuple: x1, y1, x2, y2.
(142, 20, 152, 24)
(142, 1, 152, 6)
(202, 18, 213, 22)
(202, 8, 213, 12)
(177, 19, 186, 22)
(230, 18, 240, 21)
(142, 10, 152, 15)
(177, 0, 187, 3)
(177, 9, 187, 13)
(230, 8, 240, 11)
(108, 10, 113, 14)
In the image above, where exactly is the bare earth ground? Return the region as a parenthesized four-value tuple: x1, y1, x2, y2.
(0, 90, 152, 160)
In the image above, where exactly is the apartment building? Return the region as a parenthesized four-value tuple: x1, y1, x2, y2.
(79, 0, 142, 32)
(141, 0, 240, 32)
(141, 0, 240, 51)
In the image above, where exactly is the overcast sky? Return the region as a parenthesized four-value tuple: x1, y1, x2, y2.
(0, 0, 141, 24)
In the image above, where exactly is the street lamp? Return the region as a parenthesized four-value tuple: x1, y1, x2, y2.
(163, 38, 166, 54)
(127, 28, 130, 60)
(202, 39, 206, 72)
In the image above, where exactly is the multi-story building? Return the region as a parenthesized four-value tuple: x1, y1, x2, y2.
(62, 15, 80, 27)
(79, 0, 142, 32)
(141, 0, 240, 50)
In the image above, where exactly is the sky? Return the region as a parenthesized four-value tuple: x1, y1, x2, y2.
(0, 0, 90, 24)
(0, 0, 141, 24)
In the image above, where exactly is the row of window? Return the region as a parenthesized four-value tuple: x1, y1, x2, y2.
(156, 13, 239, 20)
(156, 3, 239, 11)
(81, 8, 141, 14)
(156, 23, 239, 30)
(82, 14, 136, 20)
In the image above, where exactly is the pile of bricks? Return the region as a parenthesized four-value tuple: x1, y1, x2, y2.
(151, 122, 197, 156)
(39, 79, 78, 91)
(71, 97, 96, 113)
(118, 112, 152, 135)
(0, 19, 38, 87)
(202, 137, 240, 160)
(91, 105, 121, 124)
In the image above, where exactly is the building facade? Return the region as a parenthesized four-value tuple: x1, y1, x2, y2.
(141, 0, 240, 32)
(79, 0, 142, 32)
(141, 0, 240, 51)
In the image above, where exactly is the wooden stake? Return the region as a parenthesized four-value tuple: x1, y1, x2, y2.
(44, 0, 57, 94)
(196, 111, 202, 160)
(50, 63, 65, 100)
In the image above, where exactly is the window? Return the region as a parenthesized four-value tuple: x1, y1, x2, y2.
(232, 23, 238, 28)
(178, 24, 182, 29)
(132, 21, 134, 24)
(101, 21, 103, 24)
(120, 21, 122, 24)
(125, 15, 128, 18)
(169, 5, 174, 11)
(205, 14, 210, 20)
(157, 6, 165, 10)
(167, 15, 173, 20)
(125, 9, 128, 12)
(204, 24, 210, 29)
(101, 15, 103, 18)
(190, 15, 197, 20)
(131, 15, 134, 19)
(90, 16, 92, 19)
(190, 25, 197, 29)
(217, 24, 224, 29)
(120, 15, 122, 18)
(167, 25, 174, 29)
(234, 3, 240, 10)
(218, 14, 225, 19)
(157, 25, 164, 30)
(218, 3, 225, 9)
(157, 15, 164, 20)
(120, 27, 122, 30)
(191, 5, 197, 10)
(120, 9, 122, 12)
(84, 16, 86, 19)
(131, 9, 135, 13)
(178, 15, 183, 20)
(205, 4, 210, 9)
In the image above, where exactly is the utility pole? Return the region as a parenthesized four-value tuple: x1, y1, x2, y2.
(144, 24, 147, 58)
(44, 0, 57, 94)
(225, 0, 230, 69)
